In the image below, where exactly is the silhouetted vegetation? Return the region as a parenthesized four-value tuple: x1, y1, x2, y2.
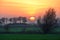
(42, 8, 57, 34)
(37, 16, 41, 27)
(0, 8, 60, 34)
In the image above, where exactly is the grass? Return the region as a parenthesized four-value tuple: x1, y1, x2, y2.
(0, 34, 60, 40)
(0, 24, 60, 40)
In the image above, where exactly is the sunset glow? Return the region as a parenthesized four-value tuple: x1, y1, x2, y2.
(29, 17, 36, 21)
(0, 0, 60, 17)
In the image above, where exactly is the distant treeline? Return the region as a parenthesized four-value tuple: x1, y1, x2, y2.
(0, 8, 60, 34)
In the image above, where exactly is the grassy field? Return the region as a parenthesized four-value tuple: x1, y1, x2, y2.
(0, 34, 60, 40)
(0, 24, 60, 40)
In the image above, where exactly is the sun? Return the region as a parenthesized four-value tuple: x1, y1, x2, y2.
(29, 16, 36, 21)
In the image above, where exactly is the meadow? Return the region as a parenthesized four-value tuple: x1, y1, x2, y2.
(0, 34, 60, 40)
(0, 24, 60, 40)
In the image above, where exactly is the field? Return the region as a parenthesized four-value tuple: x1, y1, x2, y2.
(0, 34, 60, 40)
(0, 24, 60, 40)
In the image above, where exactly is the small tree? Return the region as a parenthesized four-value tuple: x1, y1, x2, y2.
(13, 17, 17, 23)
(5, 18, 8, 24)
(22, 17, 27, 24)
(43, 8, 57, 34)
(37, 16, 41, 26)
(22, 17, 27, 32)
(9, 18, 13, 24)
(1, 17, 6, 25)
(18, 17, 22, 23)
(37, 16, 42, 32)
(0, 19, 2, 24)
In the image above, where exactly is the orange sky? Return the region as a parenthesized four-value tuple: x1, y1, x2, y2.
(0, 0, 60, 18)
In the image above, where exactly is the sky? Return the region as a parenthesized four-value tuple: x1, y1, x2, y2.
(0, 0, 60, 18)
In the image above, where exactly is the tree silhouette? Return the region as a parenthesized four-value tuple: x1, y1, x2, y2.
(5, 18, 8, 24)
(13, 17, 17, 23)
(18, 17, 22, 23)
(9, 18, 13, 24)
(37, 16, 41, 26)
(21, 17, 27, 32)
(0, 19, 2, 24)
(37, 16, 42, 32)
(1, 17, 6, 25)
(42, 8, 57, 34)
(22, 17, 27, 24)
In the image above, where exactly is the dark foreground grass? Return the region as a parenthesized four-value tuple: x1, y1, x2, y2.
(0, 34, 60, 40)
